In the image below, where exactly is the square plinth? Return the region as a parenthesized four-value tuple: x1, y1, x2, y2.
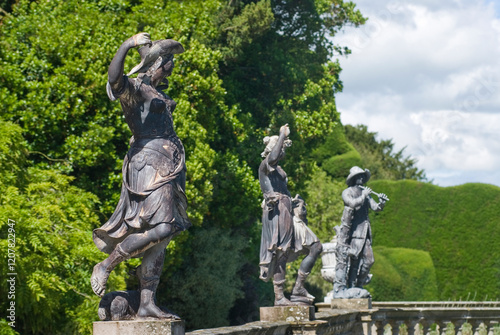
(330, 298, 372, 310)
(93, 319, 185, 335)
(260, 305, 315, 322)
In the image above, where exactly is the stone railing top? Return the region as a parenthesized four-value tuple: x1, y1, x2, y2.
(182, 303, 500, 335)
(372, 301, 500, 308)
(186, 320, 290, 335)
(187, 309, 360, 335)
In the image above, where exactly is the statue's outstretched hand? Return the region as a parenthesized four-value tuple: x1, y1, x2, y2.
(280, 124, 290, 137)
(378, 193, 388, 203)
(130, 32, 152, 48)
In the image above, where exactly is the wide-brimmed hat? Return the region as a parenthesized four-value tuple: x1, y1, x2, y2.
(346, 166, 371, 185)
(127, 39, 184, 76)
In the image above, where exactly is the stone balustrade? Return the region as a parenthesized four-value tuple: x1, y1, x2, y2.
(319, 301, 500, 335)
(186, 302, 500, 335)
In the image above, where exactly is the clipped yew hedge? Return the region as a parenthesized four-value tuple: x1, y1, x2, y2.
(367, 180, 500, 301)
(369, 246, 438, 301)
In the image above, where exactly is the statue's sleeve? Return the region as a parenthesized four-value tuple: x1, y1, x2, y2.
(106, 76, 132, 101)
(369, 197, 384, 212)
(342, 188, 364, 211)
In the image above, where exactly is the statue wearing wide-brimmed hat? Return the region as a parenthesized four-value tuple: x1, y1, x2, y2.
(333, 166, 388, 299)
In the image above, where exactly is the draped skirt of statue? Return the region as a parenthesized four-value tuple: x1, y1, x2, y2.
(93, 137, 191, 257)
(290, 215, 319, 258)
(259, 194, 293, 281)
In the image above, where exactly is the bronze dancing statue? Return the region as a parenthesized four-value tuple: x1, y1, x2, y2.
(333, 166, 388, 299)
(258, 124, 322, 306)
(91, 33, 190, 319)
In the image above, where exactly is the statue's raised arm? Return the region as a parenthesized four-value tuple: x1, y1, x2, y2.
(258, 125, 322, 307)
(108, 32, 152, 92)
(91, 33, 190, 321)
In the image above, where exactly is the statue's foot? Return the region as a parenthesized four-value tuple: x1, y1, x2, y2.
(290, 294, 314, 305)
(292, 287, 315, 300)
(274, 297, 295, 306)
(137, 302, 180, 320)
(91, 263, 110, 297)
(360, 274, 373, 286)
(333, 287, 371, 299)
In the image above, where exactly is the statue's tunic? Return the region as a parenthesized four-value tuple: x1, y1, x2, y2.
(93, 77, 191, 256)
(258, 156, 293, 281)
(341, 186, 383, 258)
(292, 215, 319, 257)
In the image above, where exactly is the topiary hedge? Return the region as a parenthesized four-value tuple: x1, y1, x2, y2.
(367, 180, 500, 301)
(368, 246, 438, 301)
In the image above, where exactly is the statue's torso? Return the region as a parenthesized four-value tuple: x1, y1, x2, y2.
(259, 158, 289, 198)
(119, 78, 178, 139)
(343, 186, 371, 240)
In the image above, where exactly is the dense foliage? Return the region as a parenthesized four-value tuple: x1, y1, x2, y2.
(367, 179, 500, 301)
(311, 123, 362, 179)
(0, 120, 124, 335)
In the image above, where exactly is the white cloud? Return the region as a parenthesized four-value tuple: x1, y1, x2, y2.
(336, 0, 500, 186)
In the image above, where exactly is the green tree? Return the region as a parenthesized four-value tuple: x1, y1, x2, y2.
(311, 123, 362, 179)
(214, 0, 366, 188)
(0, 120, 123, 334)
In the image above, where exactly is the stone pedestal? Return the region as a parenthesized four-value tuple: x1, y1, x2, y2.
(260, 305, 315, 322)
(330, 298, 372, 310)
(93, 319, 185, 335)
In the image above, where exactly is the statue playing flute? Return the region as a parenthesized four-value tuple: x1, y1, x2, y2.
(333, 166, 388, 299)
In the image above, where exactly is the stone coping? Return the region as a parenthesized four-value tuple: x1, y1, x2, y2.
(260, 305, 315, 322)
(372, 301, 500, 307)
(94, 319, 185, 335)
(187, 309, 359, 335)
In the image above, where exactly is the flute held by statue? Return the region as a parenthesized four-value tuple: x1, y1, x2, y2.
(360, 186, 389, 202)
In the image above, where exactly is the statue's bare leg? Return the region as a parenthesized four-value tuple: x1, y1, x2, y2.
(291, 242, 322, 303)
(273, 254, 294, 306)
(91, 222, 175, 297)
(136, 240, 179, 319)
(91, 244, 130, 297)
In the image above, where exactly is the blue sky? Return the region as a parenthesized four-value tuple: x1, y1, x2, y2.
(335, 0, 500, 187)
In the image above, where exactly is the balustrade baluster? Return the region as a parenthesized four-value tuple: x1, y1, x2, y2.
(413, 321, 424, 335)
(486, 321, 499, 335)
(421, 320, 434, 335)
(436, 321, 449, 335)
(471, 320, 485, 335)
(455, 320, 467, 335)
(389, 320, 403, 335)
(412, 321, 423, 335)
(371, 321, 386, 335)
(403, 320, 415, 335)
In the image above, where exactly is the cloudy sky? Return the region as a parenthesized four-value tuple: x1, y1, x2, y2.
(335, 0, 500, 187)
